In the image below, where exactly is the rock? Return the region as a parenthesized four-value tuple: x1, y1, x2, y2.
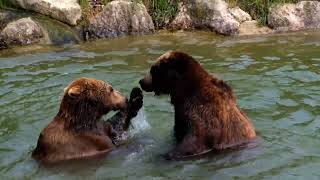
(239, 20, 273, 36)
(268, 1, 320, 31)
(83, 0, 154, 40)
(170, 0, 240, 35)
(0, 17, 44, 48)
(229, 6, 252, 23)
(11, 0, 81, 26)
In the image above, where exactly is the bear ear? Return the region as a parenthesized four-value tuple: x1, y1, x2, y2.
(67, 86, 81, 98)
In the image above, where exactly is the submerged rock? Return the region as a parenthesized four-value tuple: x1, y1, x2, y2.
(239, 20, 273, 36)
(11, 0, 82, 26)
(0, 17, 44, 48)
(83, 0, 154, 40)
(170, 0, 241, 35)
(268, 1, 320, 31)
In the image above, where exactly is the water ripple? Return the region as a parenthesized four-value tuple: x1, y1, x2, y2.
(0, 31, 320, 179)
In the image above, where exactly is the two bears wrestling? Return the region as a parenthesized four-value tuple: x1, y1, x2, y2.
(33, 51, 256, 164)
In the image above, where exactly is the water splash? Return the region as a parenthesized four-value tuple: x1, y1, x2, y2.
(117, 107, 150, 141)
(128, 107, 151, 137)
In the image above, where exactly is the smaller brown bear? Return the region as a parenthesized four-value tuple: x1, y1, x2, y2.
(139, 51, 256, 159)
(32, 77, 143, 164)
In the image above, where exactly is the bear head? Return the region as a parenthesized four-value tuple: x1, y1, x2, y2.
(139, 51, 206, 96)
(59, 77, 127, 130)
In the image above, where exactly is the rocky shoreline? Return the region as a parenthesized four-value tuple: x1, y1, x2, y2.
(1, 0, 320, 50)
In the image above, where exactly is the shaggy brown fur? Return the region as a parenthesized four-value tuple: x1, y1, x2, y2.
(139, 51, 256, 159)
(32, 77, 143, 164)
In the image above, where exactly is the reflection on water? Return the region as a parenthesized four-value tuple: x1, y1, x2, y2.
(0, 31, 320, 179)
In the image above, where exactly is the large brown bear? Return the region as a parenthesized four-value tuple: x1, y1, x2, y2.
(32, 77, 143, 164)
(139, 51, 256, 159)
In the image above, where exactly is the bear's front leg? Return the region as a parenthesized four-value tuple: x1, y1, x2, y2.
(106, 87, 143, 144)
(164, 134, 210, 160)
(124, 87, 143, 129)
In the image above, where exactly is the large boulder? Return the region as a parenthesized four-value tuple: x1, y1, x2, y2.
(11, 0, 81, 26)
(83, 0, 154, 40)
(170, 0, 241, 35)
(0, 17, 44, 48)
(268, 1, 320, 31)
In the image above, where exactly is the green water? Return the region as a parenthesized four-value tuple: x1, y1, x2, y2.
(0, 31, 320, 179)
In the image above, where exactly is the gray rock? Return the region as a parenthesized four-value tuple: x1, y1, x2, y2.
(229, 6, 252, 23)
(83, 0, 154, 40)
(11, 0, 81, 26)
(170, 0, 240, 35)
(0, 17, 44, 48)
(268, 1, 320, 31)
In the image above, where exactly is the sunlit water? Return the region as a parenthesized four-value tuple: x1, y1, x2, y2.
(0, 31, 320, 179)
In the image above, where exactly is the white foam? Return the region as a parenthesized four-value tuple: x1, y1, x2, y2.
(128, 107, 151, 136)
(119, 107, 150, 140)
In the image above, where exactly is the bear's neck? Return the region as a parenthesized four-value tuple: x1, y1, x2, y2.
(171, 68, 234, 104)
(170, 72, 209, 105)
(57, 101, 103, 131)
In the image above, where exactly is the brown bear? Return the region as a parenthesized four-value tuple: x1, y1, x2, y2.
(32, 77, 143, 164)
(139, 51, 256, 159)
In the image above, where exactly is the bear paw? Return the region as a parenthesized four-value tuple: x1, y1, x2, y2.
(128, 87, 143, 118)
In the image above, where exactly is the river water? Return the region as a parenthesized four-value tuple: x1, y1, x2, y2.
(0, 31, 320, 179)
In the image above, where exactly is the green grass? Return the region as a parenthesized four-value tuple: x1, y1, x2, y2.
(79, 0, 90, 7)
(0, 0, 14, 9)
(227, 0, 298, 25)
(78, 0, 112, 25)
(141, 0, 178, 29)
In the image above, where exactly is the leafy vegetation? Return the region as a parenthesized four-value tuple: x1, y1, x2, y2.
(0, 0, 14, 9)
(78, 0, 111, 25)
(227, 0, 298, 25)
(141, 0, 178, 29)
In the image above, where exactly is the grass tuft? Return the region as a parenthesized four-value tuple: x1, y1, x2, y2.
(78, 0, 112, 25)
(139, 0, 179, 29)
(0, 0, 14, 10)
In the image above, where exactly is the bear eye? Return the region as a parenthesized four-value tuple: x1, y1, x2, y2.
(109, 87, 114, 92)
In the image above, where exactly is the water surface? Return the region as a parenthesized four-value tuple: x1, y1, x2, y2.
(1, 31, 320, 179)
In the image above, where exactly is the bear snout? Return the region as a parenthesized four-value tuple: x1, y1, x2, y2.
(111, 90, 128, 110)
(139, 72, 153, 92)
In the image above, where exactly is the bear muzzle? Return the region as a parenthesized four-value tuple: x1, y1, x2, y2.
(139, 72, 153, 92)
(111, 90, 128, 111)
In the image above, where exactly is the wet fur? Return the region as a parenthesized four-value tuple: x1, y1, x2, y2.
(32, 78, 142, 164)
(140, 51, 256, 159)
